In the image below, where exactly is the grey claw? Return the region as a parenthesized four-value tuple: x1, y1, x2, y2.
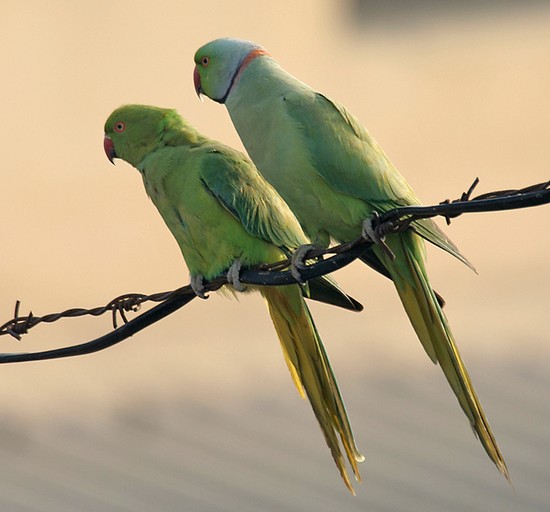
(190, 274, 208, 299)
(361, 217, 380, 243)
(362, 216, 396, 260)
(227, 260, 246, 292)
(290, 244, 318, 283)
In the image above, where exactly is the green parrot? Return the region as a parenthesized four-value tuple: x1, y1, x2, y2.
(103, 104, 365, 492)
(193, 38, 509, 480)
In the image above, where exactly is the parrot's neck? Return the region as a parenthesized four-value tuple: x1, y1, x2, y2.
(225, 57, 309, 159)
(162, 127, 205, 148)
(135, 125, 207, 170)
(227, 57, 307, 112)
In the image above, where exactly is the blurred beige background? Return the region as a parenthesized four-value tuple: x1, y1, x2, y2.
(0, 1, 549, 510)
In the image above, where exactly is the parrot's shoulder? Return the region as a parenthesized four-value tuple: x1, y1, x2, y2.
(316, 93, 372, 141)
(280, 89, 368, 140)
(196, 141, 260, 184)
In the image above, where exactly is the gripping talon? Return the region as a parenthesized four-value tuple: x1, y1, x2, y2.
(190, 274, 208, 299)
(290, 243, 318, 283)
(362, 216, 396, 260)
(362, 217, 379, 243)
(227, 260, 246, 292)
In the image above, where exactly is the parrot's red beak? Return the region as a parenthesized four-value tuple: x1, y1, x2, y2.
(103, 135, 116, 164)
(193, 65, 204, 101)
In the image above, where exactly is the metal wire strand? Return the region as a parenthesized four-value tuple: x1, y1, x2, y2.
(0, 178, 548, 363)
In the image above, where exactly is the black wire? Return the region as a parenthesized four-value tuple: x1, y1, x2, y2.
(0, 290, 197, 363)
(1, 180, 548, 364)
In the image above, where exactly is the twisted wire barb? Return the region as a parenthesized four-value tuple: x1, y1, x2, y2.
(3, 292, 169, 341)
(1, 178, 549, 363)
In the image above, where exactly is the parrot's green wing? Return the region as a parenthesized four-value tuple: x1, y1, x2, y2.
(284, 92, 417, 206)
(283, 91, 473, 269)
(199, 145, 363, 311)
(198, 146, 307, 251)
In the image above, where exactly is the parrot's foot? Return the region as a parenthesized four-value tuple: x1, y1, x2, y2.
(290, 244, 319, 283)
(190, 274, 209, 299)
(362, 215, 396, 260)
(227, 260, 246, 292)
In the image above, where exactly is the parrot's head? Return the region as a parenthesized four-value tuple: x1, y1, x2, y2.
(104, 105, 179, 168)
(193, 38, 268, 104)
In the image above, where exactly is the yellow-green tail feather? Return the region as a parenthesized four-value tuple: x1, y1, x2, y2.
(261, 285, 364, 493)
(380, 233, 510, 480)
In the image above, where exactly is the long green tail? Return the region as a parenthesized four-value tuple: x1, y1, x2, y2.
(378, 232, 510, 480)
(261, 285, 364, 493)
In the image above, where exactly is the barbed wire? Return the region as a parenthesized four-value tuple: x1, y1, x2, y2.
(1, 178, 548, 364)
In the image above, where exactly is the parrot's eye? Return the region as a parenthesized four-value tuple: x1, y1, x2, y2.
(201, 56, 210, 66)
(114, 122, 126, 133)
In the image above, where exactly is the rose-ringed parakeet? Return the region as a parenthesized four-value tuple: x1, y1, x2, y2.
(193, 38, 509, 479)
(103, 104, 364, 492)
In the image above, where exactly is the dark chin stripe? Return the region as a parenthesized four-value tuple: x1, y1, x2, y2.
(215, 48, 268, 104)
(216, 57, 246, 104)
(212, 93, 229, 104)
